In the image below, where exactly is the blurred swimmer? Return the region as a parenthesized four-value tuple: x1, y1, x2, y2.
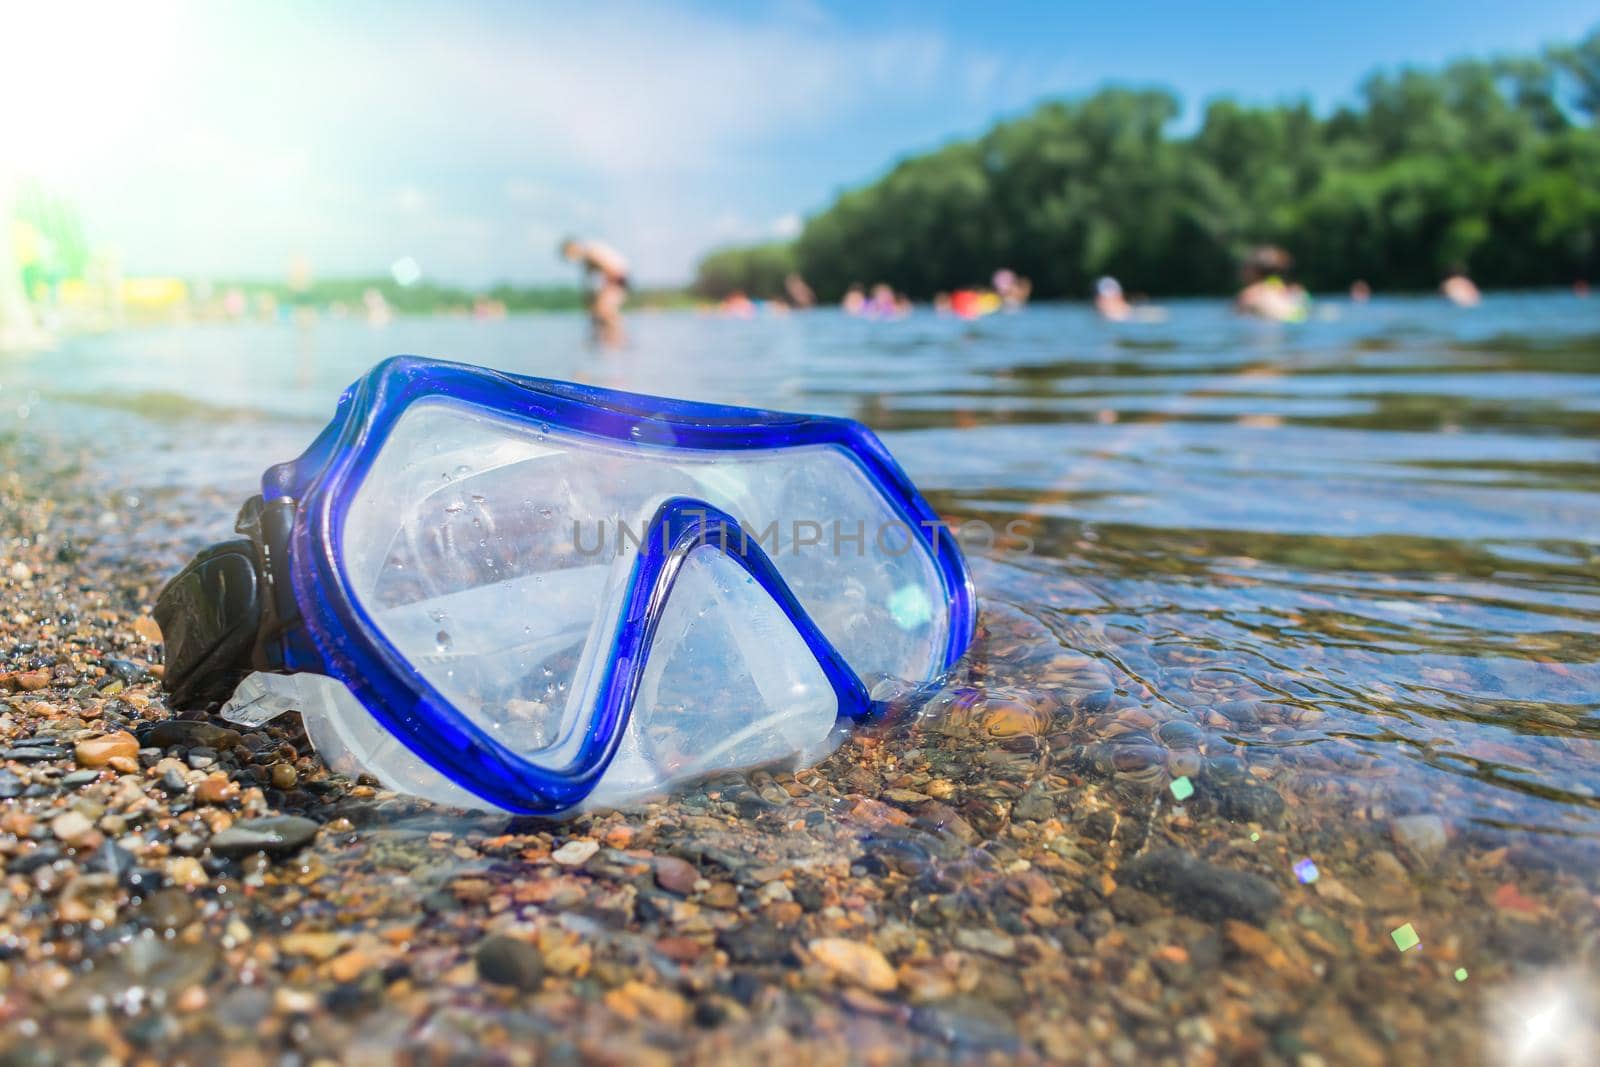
(1095, 276, 1132, 321)
(1236, 246, 1309, 323)
(560, 237, 629, 345)
(1441, 269, 1481, 308)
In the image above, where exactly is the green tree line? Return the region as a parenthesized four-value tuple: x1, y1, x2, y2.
(695, 29, 1600, 301)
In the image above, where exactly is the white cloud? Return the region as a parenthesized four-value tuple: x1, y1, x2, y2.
(390, 187, 429, 214)
(6, 2, 1067, 284)
(771, 213, 804, 239)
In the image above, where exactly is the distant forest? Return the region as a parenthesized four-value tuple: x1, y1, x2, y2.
(694, 28, 1600, 301)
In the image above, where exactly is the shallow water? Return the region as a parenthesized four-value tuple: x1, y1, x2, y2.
(11, 296, 1599, 840)
(4, 293, 1600, 1062)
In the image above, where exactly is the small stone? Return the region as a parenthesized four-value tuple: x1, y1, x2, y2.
(51, 810, 95, 844)
(475, 935, 545, 991)
(654, 855, 699, 896)
(17, 668, 51, 692)
(1215, 783, 1286, 827)
(280, 931, 348, 960)
(551, 839, 599, 866)
(85, 839, 139, 883)
(161, 768, 189, 793)
(74, 731, 139, 769)
(808, 938, 897, 992)
(0, 770, 24, 798)
(209, 815, 320, 858)
(954, 928, 1016, 958)
(270, 763, 298, 790)
(1118, 848, 1281, 924)
(101, 658, 145, 685)
(327, 947, 374, 984)
(910, 997, 1019, 1050)
(132, 616, 163, 644)
(135, 886, 196, 931)
(194, 773, 239, 805)
(604, 980, 691, 1025)
(718, 922, 793, 964)
(61, 769, 100, 787)
(3, 745, 67, 762)
(167, 856, 209, 887)
(137, 721, 242, 751)
(1390, 815, 1447, 865)
(274, 988, 319, 1015)
(11, 844, 62, 874)
(978, 697, 1049, 737)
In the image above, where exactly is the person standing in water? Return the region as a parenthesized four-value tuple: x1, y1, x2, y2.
(1235, 245, 1309, 322)
(1094, 276, 1132, 321)
(1441, 268, 1481, 308)
(560, 237, 629, 346)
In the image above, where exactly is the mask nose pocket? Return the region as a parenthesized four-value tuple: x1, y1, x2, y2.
(592, 540, 842, 803)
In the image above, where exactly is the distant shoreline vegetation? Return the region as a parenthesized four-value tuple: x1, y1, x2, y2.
(695, 29, 1600, 302)
(198, 279, 695, 316)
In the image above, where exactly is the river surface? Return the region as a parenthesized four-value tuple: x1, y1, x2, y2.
(3, 293, 1599, 1062)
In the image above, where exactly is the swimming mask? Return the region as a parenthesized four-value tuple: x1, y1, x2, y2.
(155, 357, 975, 814)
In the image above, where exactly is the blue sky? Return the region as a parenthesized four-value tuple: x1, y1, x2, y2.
(8, 0, 1597, 285)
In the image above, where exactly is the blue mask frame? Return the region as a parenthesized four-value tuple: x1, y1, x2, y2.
(167, 356, 976, 813)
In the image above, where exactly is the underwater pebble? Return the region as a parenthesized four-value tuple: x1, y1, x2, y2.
(551, 839, 599, 866)
(208, 815, 320, 858)
(1119, 848, 1282, 924)
(653, 855, 699, 895)
(808, 938, 897, 992)
(475, 935, 545, 991)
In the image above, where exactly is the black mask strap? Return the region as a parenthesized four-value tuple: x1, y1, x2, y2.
(154, 496, 298, 709)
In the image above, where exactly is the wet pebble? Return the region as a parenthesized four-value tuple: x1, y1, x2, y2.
(1214, 782, 1286, 828)
(718, 922, 794, 965)
(1390, 814, 1448, 865)
(3, 745, 68, 761)
(911, 997, 1020, 1051)
(74, 731, 139, 769)
(551, 839, 599, 866)
(808, 937, 897, 992)
(137, 721, 241, 751)
(50, 810, 95, 844)
(135, 886, 198, 931)
(208, 815, 320, 858)
(654, 855, 699, 896)
(475, 935, 545, 991)
(1118, 848, 1281, 924)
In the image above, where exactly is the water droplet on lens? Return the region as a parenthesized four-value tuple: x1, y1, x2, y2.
(435, 631, 453, 652)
